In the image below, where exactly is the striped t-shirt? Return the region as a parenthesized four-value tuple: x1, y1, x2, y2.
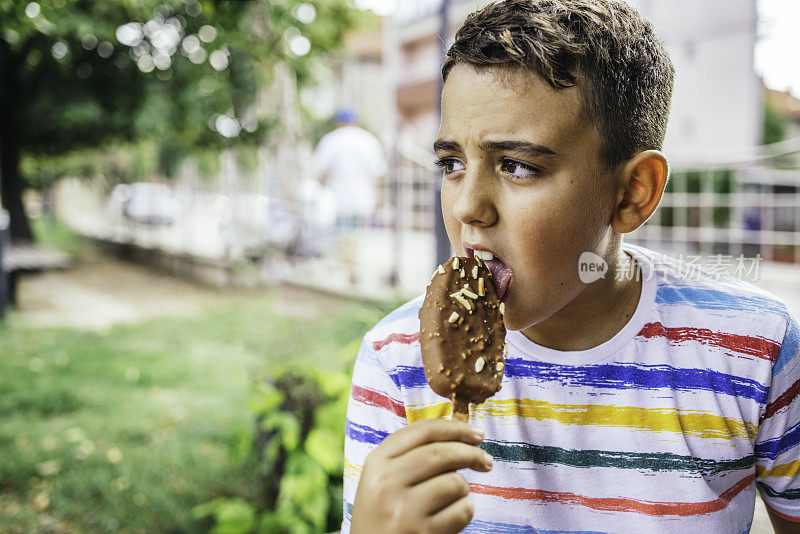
(342, 243, 800, 533)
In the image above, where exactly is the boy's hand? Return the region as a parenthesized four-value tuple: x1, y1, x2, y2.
(350, 418, 493, 534)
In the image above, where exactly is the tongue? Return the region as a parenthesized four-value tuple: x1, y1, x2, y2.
(485, 258, 512, 300)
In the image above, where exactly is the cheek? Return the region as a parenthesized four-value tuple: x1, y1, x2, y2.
(440, 184, 461, 244)
(519, 183, 606, 241)
(511, 190, 604, 276)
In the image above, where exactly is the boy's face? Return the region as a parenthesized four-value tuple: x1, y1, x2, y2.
(436, 64, 620, 332)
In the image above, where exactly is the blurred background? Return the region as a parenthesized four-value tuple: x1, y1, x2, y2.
(1, 0, 798, 532)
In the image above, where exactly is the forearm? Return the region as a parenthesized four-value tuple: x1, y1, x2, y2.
(767, 506, 800, 533)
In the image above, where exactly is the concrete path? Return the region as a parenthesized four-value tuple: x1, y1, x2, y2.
(12, 252, 214, 330)
(11, 251, 350, 330)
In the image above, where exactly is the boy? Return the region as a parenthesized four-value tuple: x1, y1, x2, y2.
(343, 1, 800, 532)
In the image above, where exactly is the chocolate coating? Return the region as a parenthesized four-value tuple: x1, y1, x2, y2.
(418, 257, 506, 414)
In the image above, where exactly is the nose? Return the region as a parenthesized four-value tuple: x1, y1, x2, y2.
(446, 165, 498, 227)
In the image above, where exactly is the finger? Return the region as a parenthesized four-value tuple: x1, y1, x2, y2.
(380, 418, 485, 458)
(393, 441, 493, 485)
(426, 495, 474, 534)
(409, 472, 470, 516)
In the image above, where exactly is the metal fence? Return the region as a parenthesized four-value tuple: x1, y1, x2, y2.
(628, 137, 800, 264)
(56, 136, 800, 297)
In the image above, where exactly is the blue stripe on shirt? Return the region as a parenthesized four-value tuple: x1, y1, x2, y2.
(755, 420, 800, 460)
(774, 314, 800, 376)
(464, 520, 608, 534)
(506, 359, 768, 403)
(346, 420, 389, 445)
(387, 358, 768, 404)
(656, 285, 786, 316)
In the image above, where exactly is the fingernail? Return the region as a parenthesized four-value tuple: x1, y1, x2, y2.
(483, 452, 494, 469)
(471, 426, 485, 441)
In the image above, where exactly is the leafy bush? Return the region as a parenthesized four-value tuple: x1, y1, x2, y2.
(195, 341, 358, 534)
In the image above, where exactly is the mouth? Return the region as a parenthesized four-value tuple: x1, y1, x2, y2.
(465, 244, 513, 301)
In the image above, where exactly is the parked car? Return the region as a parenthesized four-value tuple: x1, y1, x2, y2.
(108, 183, 180, 226)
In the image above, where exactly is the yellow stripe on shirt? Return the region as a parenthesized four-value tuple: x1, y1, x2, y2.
(757, 459, 800, 479)
(344, 458, 363, 481)
(406, 398, 757, 441)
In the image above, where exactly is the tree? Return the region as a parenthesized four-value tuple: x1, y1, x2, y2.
(763, 98, 788, 145)
(0, 0, 363, 243)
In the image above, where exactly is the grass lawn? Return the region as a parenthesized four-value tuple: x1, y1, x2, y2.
(0, 265, 391, 532)
(29, 217, 88, 256)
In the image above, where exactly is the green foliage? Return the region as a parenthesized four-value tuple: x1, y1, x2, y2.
(192, 498, 258, 534)
(2, 0, 365, 184)
(197, 362, 352, 534)
(30, 216, 87, 255)
(0, 271, 384, 531)
(763, 98, 788, 145)
(659, 169, 734, 229)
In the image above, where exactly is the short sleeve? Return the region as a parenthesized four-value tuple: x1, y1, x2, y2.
(755, 310, 800, 522)
(341, 336, 408, 533)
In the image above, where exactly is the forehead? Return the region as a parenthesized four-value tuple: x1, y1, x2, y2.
(439, 64, 592, 151)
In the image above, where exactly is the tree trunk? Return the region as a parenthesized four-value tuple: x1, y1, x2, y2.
(0, 38, 34, 244)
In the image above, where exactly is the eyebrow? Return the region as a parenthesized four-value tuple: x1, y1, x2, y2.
(433, 139, 560, 160)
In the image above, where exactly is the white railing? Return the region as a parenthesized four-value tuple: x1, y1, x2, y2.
(629, 140, 800, 264)
(56, 137, 800, 297)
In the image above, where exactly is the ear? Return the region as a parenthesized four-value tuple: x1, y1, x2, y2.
(610, 150, 669, 233)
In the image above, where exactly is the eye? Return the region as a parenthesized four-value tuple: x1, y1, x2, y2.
(434, 157, 465, 176)
(500, 158, 542, 181)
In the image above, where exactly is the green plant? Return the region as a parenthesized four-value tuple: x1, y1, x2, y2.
(194, 345, 357, 534)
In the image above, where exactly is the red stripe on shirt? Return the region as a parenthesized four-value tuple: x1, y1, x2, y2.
(372, 332, 420, 351)
(761, 378, 800, 423)
(470, 473, 754, 517)
(350, 385, 407, 419)
(637, 322, 781, 362)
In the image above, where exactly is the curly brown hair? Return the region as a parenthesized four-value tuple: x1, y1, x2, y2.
(442, 0, 675, 170)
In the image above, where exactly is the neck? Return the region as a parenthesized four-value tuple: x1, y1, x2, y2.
(520, 247, 641, 351)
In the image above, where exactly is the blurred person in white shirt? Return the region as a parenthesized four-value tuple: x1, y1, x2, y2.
(311, 108, 388, 285)
(311, 108, 387, 230)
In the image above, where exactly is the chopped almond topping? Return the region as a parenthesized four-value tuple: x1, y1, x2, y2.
(452, 257, 460, 270)
(454, 294, 473, 311)
(448, 311, 460, 323)
(462, 288, 478, 299)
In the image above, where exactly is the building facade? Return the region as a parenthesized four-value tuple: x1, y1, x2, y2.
(389, 0, 762, 159)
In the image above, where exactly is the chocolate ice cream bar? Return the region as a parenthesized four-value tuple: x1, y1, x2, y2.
(418, 256, 506, 421)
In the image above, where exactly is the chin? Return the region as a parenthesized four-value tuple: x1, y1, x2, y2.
(502, 301, 548, 332)
(502, 313, 530, 332)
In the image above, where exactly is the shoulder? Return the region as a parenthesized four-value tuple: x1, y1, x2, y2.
(312, 132, 335, 156)
(362, 294, 425, 350)
(631, 244, 794, 344)
(342, 126, 383, 147)
(353, 295, 425, 392)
